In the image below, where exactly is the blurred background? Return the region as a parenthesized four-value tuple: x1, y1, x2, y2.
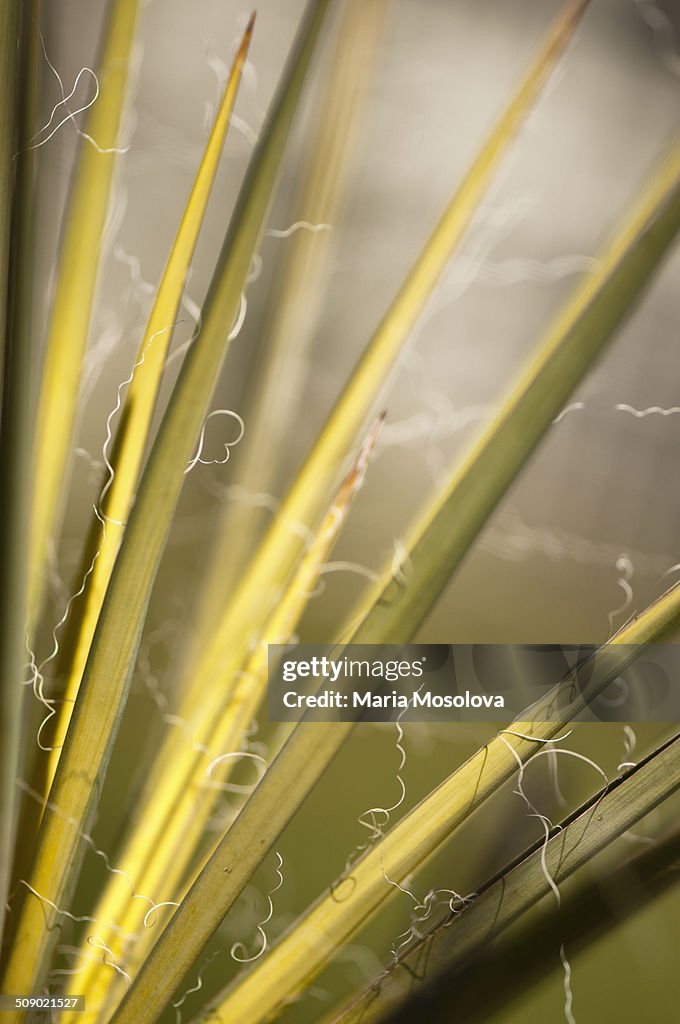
(26, 1, 680, 1021)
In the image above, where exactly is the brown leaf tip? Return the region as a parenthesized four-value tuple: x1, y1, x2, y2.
(238, 13, 256, 60)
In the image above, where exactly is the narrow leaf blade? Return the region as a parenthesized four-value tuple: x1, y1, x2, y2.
(331, 732, 680, 1024)
(28, 0, 141, 620)
(45, 14, 254, 789)
(0, 0, 24, 944)
(0, 0, 333, 999)
(191, 142, 680, 1024)
(69, 418, 381, 1021)
(180, 0, 594, 730)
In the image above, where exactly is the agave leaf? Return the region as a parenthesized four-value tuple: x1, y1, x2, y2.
(65, 418, 382, 1021)
(0, 2, 18, 346)
(0, 0, 23, 944)
(405, 821, 680, 1024)
(0, 4, 48, 952)
(201, 601, 680, 1024)
(341, 145, 680, 644)
(44, 15, 254, 791)
(187, 143, 680, 1024)
(177, 0, 593, 722)
(0, 0, 334, 1002)
(28, 0, 141, 621)
(109, 135, 680, 1024)
(86, 4, 592, 969)
(329, 731, 680, 1024)
(190, 0, 390, 613)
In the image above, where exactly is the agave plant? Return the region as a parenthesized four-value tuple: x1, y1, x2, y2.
(1, 1, 680, 1023)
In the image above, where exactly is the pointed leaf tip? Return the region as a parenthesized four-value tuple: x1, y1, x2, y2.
(244, 12, 257, 47)
(233, 13, 256, 69)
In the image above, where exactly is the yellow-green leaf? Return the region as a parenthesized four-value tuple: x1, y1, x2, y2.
(178, 0, 594, 725)
(28, 0, 141, 621)
(89, 9, 592, 972)
(330, 730, 680, 1024)
(0, 0, 333, 1004)
(191, 139, 680, 1024)
(203, 591, 680, 1024)
(192, 0, 390, 610)
(0, 0, 24, 941)
(44, 13, 254, 792)
(64, 417, 381, 1022)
